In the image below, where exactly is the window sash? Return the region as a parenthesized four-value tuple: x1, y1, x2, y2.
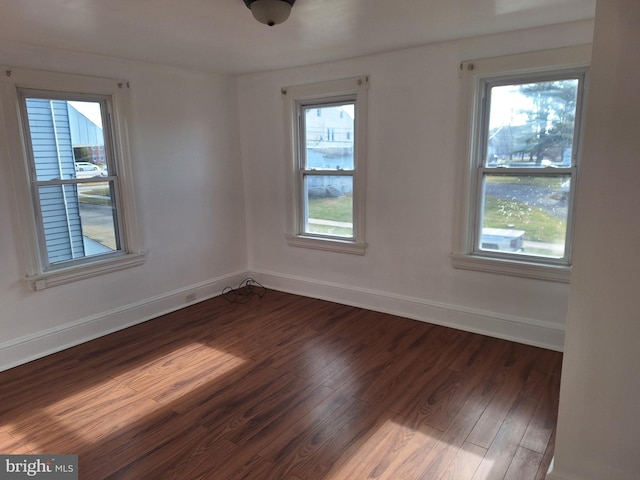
(299, 99, 356, 172)
(468, 71, 585, 266)
(300, 172, 355, 240)
(18, 90, 127, 271)
(479, 72, 584, 170)
(473, 169, 576, 264)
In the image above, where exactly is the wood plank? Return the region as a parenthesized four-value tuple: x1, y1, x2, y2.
(160, 437, 239, 480)
(504, 446, 545, 480)
(465, 343, 541, 449)
(256, 389, 352, 461)
(324, 413, 420, 479)
(535, 429, 556, 480)
(413, 380, 499, 479)
(375, 422, 443, 480)
(258, 394, 374, 478)
(0, 431, 34, 455)
(438, 442, 486, 480)
(471, 394, 539, 480)
(520, 368, 561, 453)
(102, 425, 211, 480)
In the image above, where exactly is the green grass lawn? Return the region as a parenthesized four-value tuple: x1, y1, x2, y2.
(308, 194, 353, 222)
(482, 196, 566, 243)
(81, 185, 110, 196)
(304, 191, 565, 244)
(78, 184, 112, 205)
(307, 194, 353, 236)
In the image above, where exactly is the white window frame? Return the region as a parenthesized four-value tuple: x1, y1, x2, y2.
(0, 67, 145, 290)
(283, 76, 368, 255)
(451, 46, 591, 283)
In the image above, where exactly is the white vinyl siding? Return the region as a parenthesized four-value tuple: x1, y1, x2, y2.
(27, 99, 85, 262)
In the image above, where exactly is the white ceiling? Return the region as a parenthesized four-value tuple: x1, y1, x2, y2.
(0, 0, 596, 75)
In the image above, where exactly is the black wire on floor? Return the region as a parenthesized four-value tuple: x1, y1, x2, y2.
(222, 277, 266, 304)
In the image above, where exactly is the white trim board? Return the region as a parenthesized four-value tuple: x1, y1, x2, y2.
(251, 269, 565, 352)
(0, 271, 249, 372)
(1, 268, 565, 372)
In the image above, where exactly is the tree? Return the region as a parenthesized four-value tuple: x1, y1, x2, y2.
(515, 80, 578, 164)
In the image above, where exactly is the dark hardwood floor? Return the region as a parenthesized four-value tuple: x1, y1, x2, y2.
(0, 290, 561, 479)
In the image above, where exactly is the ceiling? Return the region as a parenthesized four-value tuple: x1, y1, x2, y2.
(0, 0, 596, 75)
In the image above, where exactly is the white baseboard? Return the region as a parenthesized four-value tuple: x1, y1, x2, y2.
(0, 271, 249, 372)
(251, 269, 565, 352)
(0, 268, 565, 372)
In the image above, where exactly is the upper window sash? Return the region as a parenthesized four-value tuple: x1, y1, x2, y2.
(477, 71, 586, 170)
(298, 98, 356, 171)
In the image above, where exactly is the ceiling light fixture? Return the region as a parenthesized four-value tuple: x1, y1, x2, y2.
(243, 0, 295, 27)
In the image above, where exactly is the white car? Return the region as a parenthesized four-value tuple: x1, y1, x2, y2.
(75, 162, 101, 179)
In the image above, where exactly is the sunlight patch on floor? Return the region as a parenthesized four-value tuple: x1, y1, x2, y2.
(6, 343, 246, 448)
(325, 416, 439, 479)
(324, 414, 492, 479)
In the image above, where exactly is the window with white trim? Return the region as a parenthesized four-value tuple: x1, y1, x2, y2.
(283, 76, 368, 255)
(1, 67, 145, 290)
(452, 47, 590, 282)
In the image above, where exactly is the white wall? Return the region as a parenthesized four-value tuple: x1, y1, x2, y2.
(0, 43, 248, 370)
(0, 19, 597, 370)
(238, 21, 594, 351)
(549, 1, 640, 479)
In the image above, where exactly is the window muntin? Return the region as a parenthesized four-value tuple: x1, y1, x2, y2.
(299, 102, 355, 240)
(472, 73, 584, 265)
(19, 92, 125, 270)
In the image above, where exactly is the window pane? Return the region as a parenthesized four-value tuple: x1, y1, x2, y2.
(25, 98, 106, 181)
(479, 175, 570, 258)
(38, 181, 119, 265)
(486, 79, 579, 167)
(304, 104, 354, 170)
(304, 175, 353, 238)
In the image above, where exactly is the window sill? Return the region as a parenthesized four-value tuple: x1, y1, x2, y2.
(26, 251, 147, 291)
(450, 252, 570, 283)
(285, 234, 367, 255)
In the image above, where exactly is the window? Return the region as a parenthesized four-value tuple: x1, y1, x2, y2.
(452, 47, 590, 282)
(1, 67, 145, 290)
(283, 76, 368, 254)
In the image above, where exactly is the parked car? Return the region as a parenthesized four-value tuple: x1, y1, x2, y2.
(75, 162, 101, 179)
(75, 162, 98, 171)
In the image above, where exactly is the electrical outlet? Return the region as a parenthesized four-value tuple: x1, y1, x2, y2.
(185, 292, 196, 303)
